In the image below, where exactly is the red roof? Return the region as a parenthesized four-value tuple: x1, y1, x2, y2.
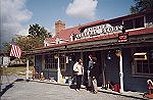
(45, 37, 56, 43)
(43, 27, 153, 49)
(57, 26, 80, 41)
(46, 20, 105, 43)
(79, 20, 105, 29)
(44, 10, 153, 47)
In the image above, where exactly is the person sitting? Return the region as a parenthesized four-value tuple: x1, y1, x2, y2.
(40, 71, 45, 81)
(32, 67, 39, 79)
(147, 79, 153, 95)
(32, 67, 36, 80)
(144, 79, 153, 99)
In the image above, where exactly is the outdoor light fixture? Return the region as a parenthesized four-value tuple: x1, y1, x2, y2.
(107, 51, 111, 60)
(68, 57, 72, 61)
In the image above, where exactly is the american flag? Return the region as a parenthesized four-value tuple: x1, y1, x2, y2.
(10, 44, 22, 58)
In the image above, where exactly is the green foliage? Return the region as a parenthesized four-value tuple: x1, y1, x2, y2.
(2, 23, 49, 52)
(13, 35, 38, 51)
(130, 0, 153, 13)
(29, 23, 48, 45)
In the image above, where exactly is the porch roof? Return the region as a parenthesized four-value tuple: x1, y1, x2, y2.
(27, 27, 153, 55)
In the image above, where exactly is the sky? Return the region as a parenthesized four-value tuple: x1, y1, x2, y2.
(0, 0, 134, 46)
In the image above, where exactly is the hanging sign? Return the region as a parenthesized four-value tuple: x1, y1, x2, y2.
(118, 33, 128, 42)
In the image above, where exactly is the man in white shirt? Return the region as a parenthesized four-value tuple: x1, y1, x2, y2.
(73, 59, 84, 91)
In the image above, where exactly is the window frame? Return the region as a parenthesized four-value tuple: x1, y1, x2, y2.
(131, 47, 153, 78)
(59, 54, 67, 71)
(123, 16, 145, 30)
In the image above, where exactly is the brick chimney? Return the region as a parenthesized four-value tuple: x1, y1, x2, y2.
(55, 20, 65, 33)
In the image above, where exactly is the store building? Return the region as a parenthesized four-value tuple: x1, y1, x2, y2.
(31, 10, 153, 93)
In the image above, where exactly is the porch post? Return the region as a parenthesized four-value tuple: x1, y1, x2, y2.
(119, 50, 124, 93)
(57, 56, 62, 83)
(26, 59, 29, 80)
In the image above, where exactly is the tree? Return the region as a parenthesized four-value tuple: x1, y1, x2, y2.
(130, 0, 153, 14)
(13, 35, 40, 51)
(28, 23, 48, 46)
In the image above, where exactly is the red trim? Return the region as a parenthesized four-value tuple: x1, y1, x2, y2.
(128, 28, 153, 36)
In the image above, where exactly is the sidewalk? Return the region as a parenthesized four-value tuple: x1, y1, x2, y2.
(1, 77, 148, 99)
(30, 79, 148, 100)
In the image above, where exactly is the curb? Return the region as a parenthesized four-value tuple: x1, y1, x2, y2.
(98, 90, 147, 100)
(28, 79, 69, 86)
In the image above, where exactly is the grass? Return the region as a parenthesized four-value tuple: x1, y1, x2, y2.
(0, 66, 34, 77)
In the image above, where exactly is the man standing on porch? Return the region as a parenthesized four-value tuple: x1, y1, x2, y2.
(89, 57, 98, 94)
(87, 55, 94, 90)
(73, 59, 84, 91)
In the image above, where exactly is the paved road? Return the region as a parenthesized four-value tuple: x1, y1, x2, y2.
(1, 81, 141, 100)
(1, 75, 19, 92)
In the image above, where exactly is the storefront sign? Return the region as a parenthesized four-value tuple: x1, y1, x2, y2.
(74, 23, 123, 40)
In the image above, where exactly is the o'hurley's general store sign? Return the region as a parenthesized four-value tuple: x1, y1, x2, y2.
(74, 23, 123, 40)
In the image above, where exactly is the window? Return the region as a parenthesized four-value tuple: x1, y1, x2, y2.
(59, 54, 67, 71)
(124, 16, 144, 30)
(146, 13, 153, 28)
(133, 47, 153, 76)
(45, 54, 57, 69)
(135, 17, 144, 28)
(124, 19, 134, 30)
(44, 54, 67, 70)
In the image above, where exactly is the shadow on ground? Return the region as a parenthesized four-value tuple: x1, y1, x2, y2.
(0, 78, 24, 96)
